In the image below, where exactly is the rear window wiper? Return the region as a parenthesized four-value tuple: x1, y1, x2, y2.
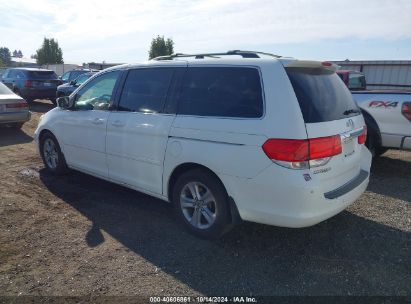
(343, 109, 361, 115)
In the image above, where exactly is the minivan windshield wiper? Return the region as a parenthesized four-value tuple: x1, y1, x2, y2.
(343, 109, 361, 116)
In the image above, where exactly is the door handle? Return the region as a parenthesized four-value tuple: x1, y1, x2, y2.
(91, 118, 104, 125)
(111, 120, 125, 127)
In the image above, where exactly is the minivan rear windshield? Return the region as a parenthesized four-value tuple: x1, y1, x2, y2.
(286, 67, 360, 123)
(26, 71, 58, 79)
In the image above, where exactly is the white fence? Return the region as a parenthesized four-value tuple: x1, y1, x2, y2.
(332, 60, 411, 90)
(41, 64, 82, 76)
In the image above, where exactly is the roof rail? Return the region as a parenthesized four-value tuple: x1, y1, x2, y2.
(152, 50, 281, 61)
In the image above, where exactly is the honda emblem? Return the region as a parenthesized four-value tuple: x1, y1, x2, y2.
(346, 119, 354, 130)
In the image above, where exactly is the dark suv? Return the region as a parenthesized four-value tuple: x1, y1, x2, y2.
(56, 72, 96, 97)
(1, 68, 61, 103)
(0, 68, 6, 79)
(59, 69, 95, 84)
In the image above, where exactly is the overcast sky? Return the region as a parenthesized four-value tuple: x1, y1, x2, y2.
(1, 0, 410, 64)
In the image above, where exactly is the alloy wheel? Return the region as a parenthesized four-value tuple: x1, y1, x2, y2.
(180, 182, 217, 229)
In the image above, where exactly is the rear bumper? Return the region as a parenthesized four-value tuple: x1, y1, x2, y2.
(324, 170, 368, 199)
(0, 111, 31, 124)
(20, 88, 56, 100)
(221, 148, 372, 228)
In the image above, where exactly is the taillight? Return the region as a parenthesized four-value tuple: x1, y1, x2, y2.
(358, 126, 367, 144)
(24, 80, 33, 88)
(309, 136, 342, 159)
(6, 102, 28, 109)
(262, 135, 342, 169)
(402, 102, 411, 121)
(262, 139, 309, 162)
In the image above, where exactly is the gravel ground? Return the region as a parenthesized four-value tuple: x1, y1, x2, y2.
(0, 100, 410, 297)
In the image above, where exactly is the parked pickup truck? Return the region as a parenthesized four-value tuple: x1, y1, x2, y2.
(337, 70, 411, 156)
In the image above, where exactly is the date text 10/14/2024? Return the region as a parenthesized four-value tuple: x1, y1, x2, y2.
(149, 296, 258, 303)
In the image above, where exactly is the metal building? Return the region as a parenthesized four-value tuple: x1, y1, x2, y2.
(331, 60, 411, 90)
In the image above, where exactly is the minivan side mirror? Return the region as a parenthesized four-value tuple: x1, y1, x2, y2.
(69, 80, 76, 85)
(57, 96, 74, 109)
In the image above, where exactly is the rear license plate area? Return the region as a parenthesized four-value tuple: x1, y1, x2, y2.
(343, 137, 355, 157)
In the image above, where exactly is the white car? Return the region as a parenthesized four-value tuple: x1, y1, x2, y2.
(0, 82, 30, 128)
(35, 51, 372, 238)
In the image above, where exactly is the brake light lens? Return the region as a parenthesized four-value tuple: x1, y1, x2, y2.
(262, 135, 342, 169)
(358, 126, 367, 144)
(24, 80, 33, 88)
(6, 101, 28, 109)
(262, 139, 309, 162)
(309, 136, 342, 159)
(321, 61, 333, 67)
(402, 102, 411, 121)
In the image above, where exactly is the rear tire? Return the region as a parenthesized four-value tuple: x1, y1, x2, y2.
(364, 114, 384, 158)
(172, 169, 232, 239)
(365, 127, 378, 157)
(40, 132, 68, 175)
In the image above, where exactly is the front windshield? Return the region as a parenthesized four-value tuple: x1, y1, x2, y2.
(74, 73, 91, 85)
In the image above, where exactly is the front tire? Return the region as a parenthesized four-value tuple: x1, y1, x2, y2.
(172, 169, 232, 239)
(40, 132, 68, 175)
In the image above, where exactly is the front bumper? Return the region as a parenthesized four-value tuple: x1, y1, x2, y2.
(0, 111, 31, 124)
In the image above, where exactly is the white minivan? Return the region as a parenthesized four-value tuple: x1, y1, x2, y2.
(35, 51, 372, 238)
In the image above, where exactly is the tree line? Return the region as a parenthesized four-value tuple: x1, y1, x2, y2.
(1, 35, 174, 68)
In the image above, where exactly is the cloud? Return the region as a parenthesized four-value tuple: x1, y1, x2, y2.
(0, 0, 410, 62)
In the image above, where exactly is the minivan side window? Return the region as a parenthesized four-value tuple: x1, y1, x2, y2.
(178, 67, 263, 118)
(74, 70, 121, 111)
(118, 68, 174, 113)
